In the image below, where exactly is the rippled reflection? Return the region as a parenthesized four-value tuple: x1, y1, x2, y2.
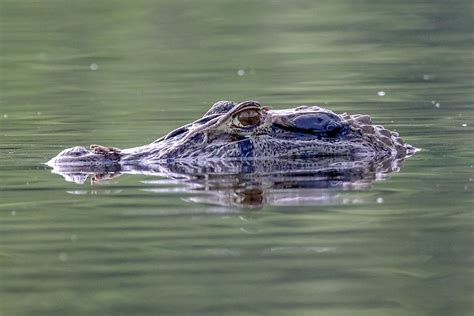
(49, 155, 410, 207)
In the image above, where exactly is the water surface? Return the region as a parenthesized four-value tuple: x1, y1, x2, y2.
(1, 1, 473, 315)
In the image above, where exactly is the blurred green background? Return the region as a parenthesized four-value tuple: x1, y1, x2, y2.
(1, 1, 473, 315)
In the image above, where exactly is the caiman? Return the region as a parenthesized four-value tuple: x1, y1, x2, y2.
(47, 100, 417, 170)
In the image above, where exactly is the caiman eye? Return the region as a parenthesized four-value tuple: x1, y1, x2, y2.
(233, 109, 261, 127)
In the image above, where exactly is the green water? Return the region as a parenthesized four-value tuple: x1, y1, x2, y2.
(1, 1, 473, 315)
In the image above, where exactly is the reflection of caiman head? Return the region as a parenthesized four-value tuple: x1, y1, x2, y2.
(48, 100, 417, 168)
(49, 155, 410, 208)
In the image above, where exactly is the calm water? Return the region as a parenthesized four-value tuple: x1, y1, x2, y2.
(1, 1, 473, 315)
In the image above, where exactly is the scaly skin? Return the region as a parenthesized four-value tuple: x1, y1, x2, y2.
(47, 100, 417, 169)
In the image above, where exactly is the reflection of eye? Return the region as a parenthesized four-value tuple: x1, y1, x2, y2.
(233, 109, 261, 127)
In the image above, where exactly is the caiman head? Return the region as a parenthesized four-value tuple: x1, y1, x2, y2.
(144, 100, 416, 161)
(47, 100, 417, 167)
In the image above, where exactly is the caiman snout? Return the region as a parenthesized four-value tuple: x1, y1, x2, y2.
(47, 146, 121, 167)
